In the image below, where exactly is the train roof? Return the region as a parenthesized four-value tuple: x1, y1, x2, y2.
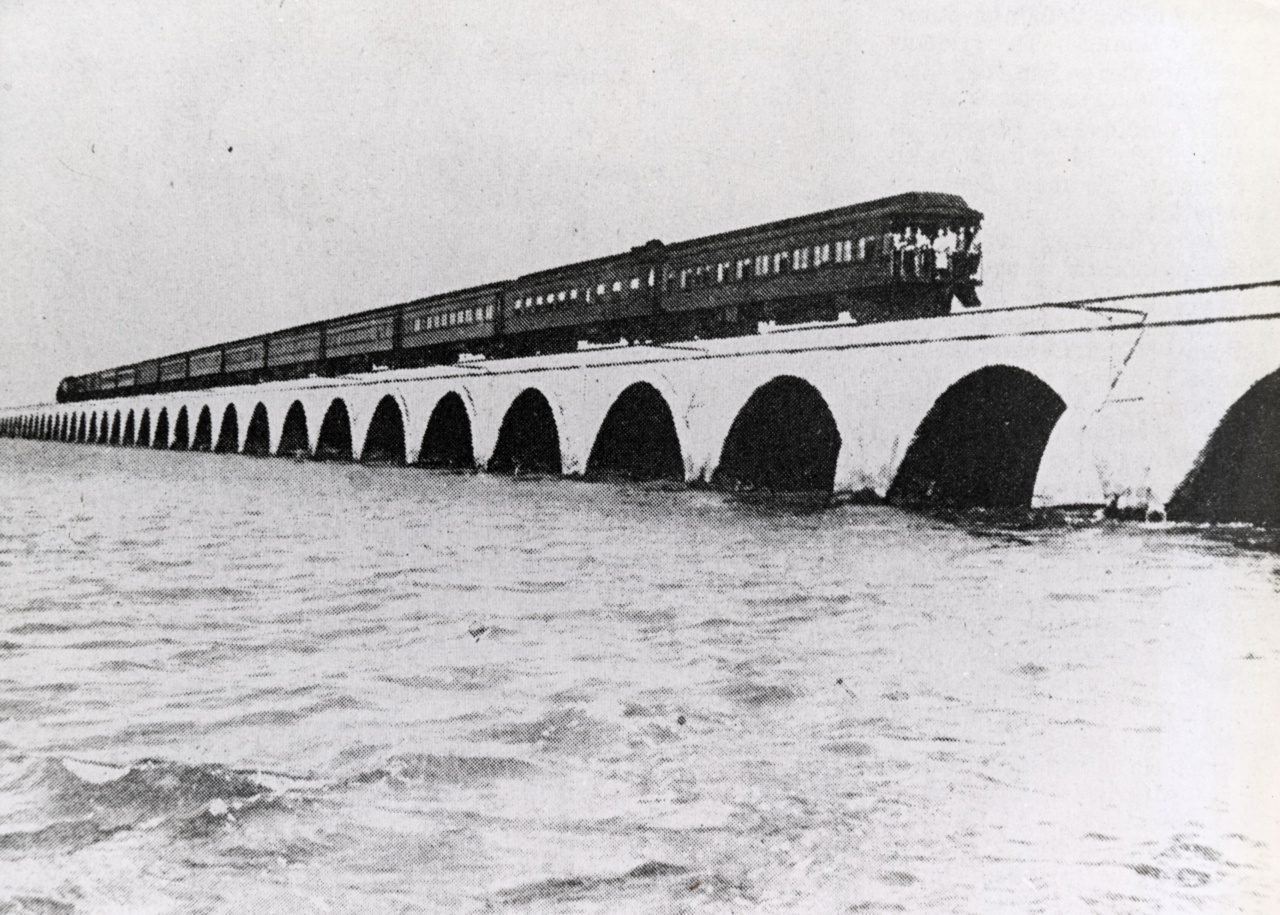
(514, 192, 980, 284)
(668, 192, 980, 254)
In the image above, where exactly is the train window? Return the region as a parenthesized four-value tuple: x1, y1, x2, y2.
(612, 280, 622, 293)
(737, 258, 751, 280)
(629, 277, 640, 290)
(755, 254, 769, 277)
(558, 291, 566, 303)
(648, 269, 656, 287)
(413, 318, 422, 333)
(570, 288, 578, 300)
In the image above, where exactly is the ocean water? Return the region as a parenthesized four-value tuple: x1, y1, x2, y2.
(0, 439, 1276, 914)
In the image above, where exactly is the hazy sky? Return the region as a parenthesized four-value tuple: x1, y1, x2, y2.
(2, 0, 1277, 406)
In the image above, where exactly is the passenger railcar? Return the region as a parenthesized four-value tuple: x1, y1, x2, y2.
(56, 192, 981, 403)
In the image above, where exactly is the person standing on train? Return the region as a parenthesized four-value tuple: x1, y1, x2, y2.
(934, 226, 958, 275)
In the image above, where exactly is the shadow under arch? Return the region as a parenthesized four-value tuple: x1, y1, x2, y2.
(315, 399, 353, 461)
(109, 411, 121, 445)
(361, 395, 406, 464)
(277, 402, 310, 457)
(191, 406, 214, 451)
(79, 413, 90, 443)
(244, 404, 271, 456)
(888, 365, 1066, 511)
(215, 405, 239, 454)
(98, 412, 110, 444)
(1167, 367, 1280, 525)
(170, 407, 191, 451)
(418, 392, 474, 470)
(586, 382, 684, 482)
(488, 388, 561, 475)
(136, 410, 152, 447)
(87, 413, 98, 443)
(152, 409, 170, 448)
(123, 411, 136, 446)
(714, 376, 842, 493)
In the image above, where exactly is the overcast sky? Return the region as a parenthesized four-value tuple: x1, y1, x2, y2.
(2, 0, 1277, 406)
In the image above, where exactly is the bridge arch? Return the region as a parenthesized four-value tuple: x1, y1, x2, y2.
(360, 394, 407, 465)
(215, 404, 240, 453)
(152, 408, 170, 449)
(586, 381, 685, 482)
(1167, 366, 1280, 525)
(242, 403, 271, 456)
(488, 387, 562, 475)
(315, 398, 353, 462)
(136, 409, 152, 447)
(122, 410, 136, 446)
(170, 406, 191, 451)
(277, 401, 310, 457)
(713, 375, 843, 492)
(888, 364, 1066, 510)
(418, 391, 475, 469)
(191, 406, 214, 451)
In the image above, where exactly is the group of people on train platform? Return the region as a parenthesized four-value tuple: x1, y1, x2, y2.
(889, 224, 981, 280)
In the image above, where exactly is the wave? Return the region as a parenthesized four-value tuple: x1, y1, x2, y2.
(348, 753, 536, 788)
(470, 708, 620, 754)
(0, 756, 276, 850)
(494, 861, 691, 907)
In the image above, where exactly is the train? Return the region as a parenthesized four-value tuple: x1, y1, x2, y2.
(57, 192, 982, 403)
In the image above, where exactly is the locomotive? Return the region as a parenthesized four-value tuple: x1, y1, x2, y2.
(57, 192, 982, 403)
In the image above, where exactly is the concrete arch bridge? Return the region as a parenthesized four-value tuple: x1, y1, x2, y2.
(5, 284, 1280, 523)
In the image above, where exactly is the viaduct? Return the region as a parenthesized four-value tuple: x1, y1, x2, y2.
(4, 283, 1279, 524)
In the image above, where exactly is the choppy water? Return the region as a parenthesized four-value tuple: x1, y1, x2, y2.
(0, 439, 1277, 914)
